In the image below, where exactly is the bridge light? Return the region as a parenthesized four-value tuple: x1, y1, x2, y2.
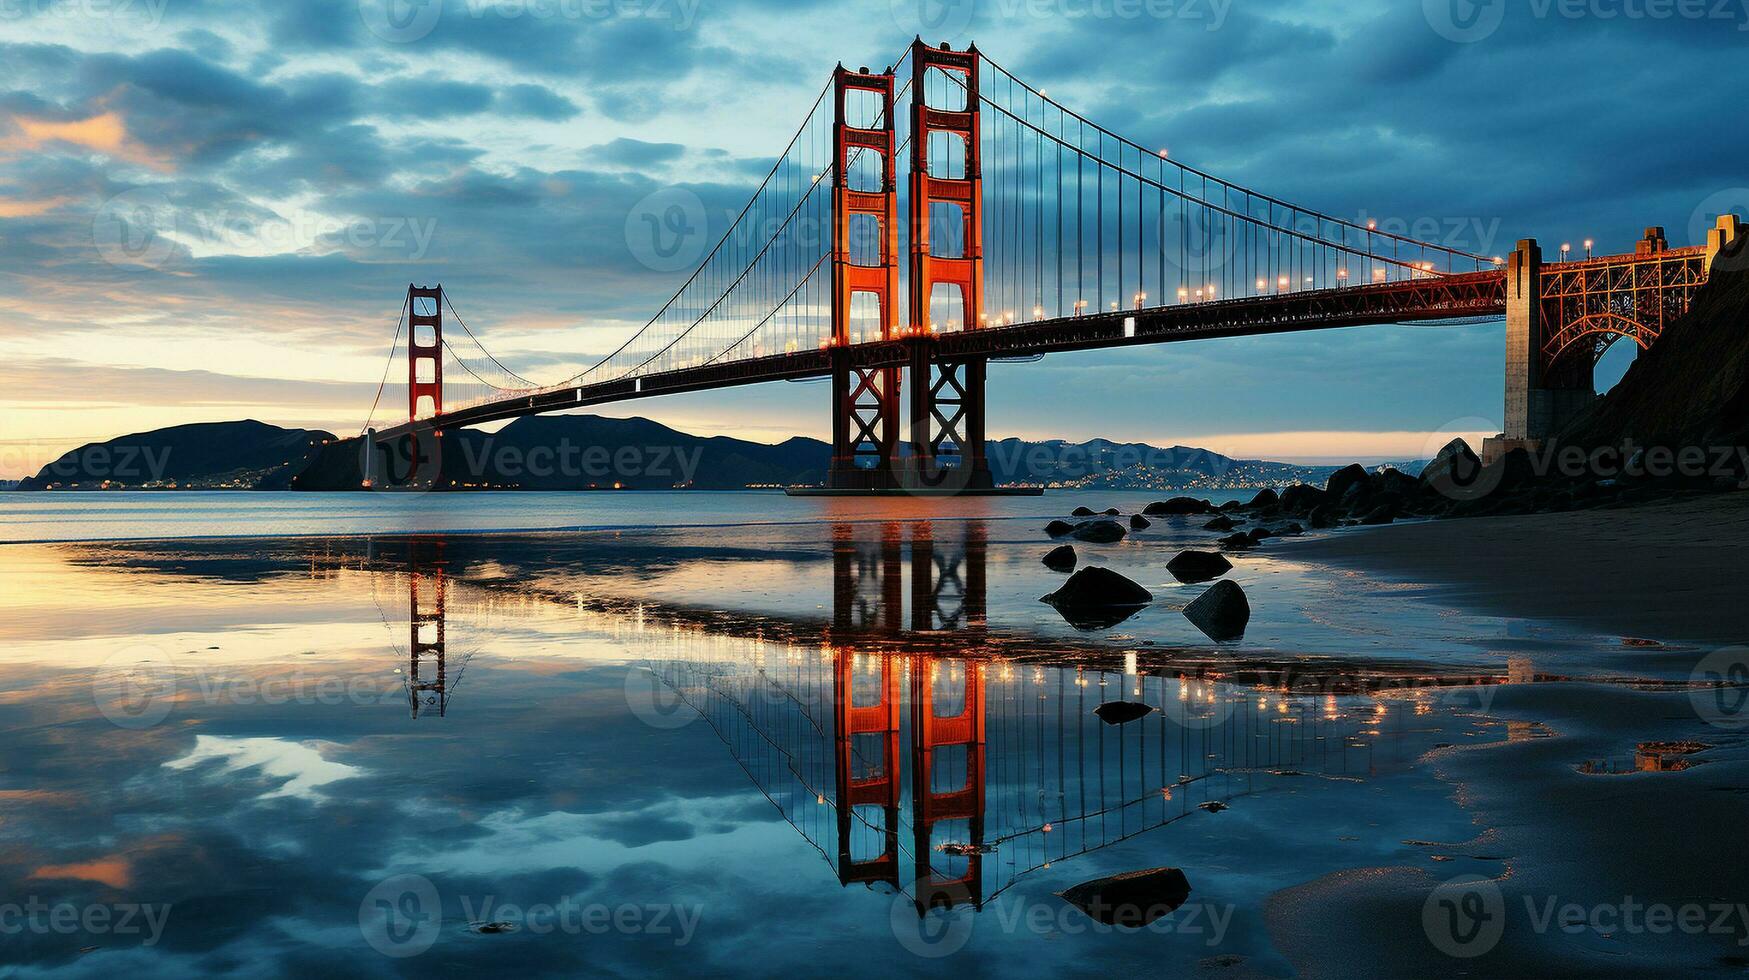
(1177, 287, 1189, 301)
(1584, 239, 1594, 258)
(1278, 276, 1289, 290)
(1367, 219, 1377, 231)
(1158, 148, 1169, 158)
(1337, 268, 1349, 280)
(1033, 305, 1043, 318)
(1109, 301, 1119, 310)
(1206, 284, 1217, 298)
(1256, 278, 1267, 291)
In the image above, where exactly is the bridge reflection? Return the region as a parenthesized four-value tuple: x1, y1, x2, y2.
(363, 525, 1465, 915)
(640, 522, 1395, 914)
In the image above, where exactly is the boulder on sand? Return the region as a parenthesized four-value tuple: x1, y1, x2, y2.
(1246, 488, 1280, 510)
(1046, 520, 1077, 537)
(1167, 550, 1232, 584)
(1129, 514, 1152, 530)
(1203, 515, 1239, 532)
(1093, 701, 1155, 726)
(1057, 868, 1192, 928)
(1143, 497, 1211, 516)
(1419, 438, 1485, 498)
(1042, 567, 1154, 630)
(1280, 483, 1327, 514)
(1071, 506, 1098, 517)
(1218, 532, 1254, 550)
(1042, 545, 1077, 572)
(1070, 519, 1128, 543)
(1326, 463, 1370, 504)
(1103, 508, 1121, 516)
(1183, 580, 1251, 641)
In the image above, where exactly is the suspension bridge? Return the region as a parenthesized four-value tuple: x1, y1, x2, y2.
(362, 39, 1744, 492)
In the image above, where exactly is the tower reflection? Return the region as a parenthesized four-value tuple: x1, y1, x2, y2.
(646, 521, 1392, 916)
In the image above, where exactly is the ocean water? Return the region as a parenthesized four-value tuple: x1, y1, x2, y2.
(0, 492, 1723, 975)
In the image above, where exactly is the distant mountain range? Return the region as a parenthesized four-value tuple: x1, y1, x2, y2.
(17, 416, 1355, 491)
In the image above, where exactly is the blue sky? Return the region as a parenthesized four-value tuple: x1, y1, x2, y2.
(2, 0, 1747, 476)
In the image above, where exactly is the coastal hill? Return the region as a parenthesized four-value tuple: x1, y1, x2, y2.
(16, 415, 1346, 492)
(17, 420, 334, 491)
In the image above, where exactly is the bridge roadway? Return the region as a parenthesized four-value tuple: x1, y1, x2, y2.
(377, 269, 1509, 441)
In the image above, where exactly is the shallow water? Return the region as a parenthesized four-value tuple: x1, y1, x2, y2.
(0, 494, 1718, 975)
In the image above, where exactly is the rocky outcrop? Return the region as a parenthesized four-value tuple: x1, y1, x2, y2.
(1042, 567, 1153, 630)
(1057, 868, 1191, 928)
(1167, 550, 1232, 583)
(1183, 580, 1251, 641)
(1143, 497, 1212, 516)
(1043, 545, 1077, 572)
(1070, 519, 1128, 543)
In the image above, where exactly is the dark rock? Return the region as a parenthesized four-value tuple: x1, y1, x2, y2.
(1218, 533, 1253, 550)
(1070, 519, 1127, 544)
(1203, 515, 1238, 532)
(1041, 567, 1154, 631)
(1245, 488, 1280, 510)
(1419, 438, 1486, 499)
(1219, 500, 1243, 512)
(1248, 527, 1274, 542)
(1103, 508, 1121, 516)
(1043, 545, 1077, 572)
(1144, 497, 1211, 516)
(1183, 580, 1251, 641)
(1056, 867, 1192, 928)
(1198, 801, 1229, 814)
(1129, 514, 1152, 530)
(1359, 504, 1397, 526)
(1046, 520, 1076, 538)
(1093, 701, 1155, 726)
(1373, 467, 1420, 500)
(1167, 550, 1233, 583)
(1308, 507, 1334, 529)
(1278, 523, 1305, 536)
(1326, 463, 1370, 503)
(1072, 506, 1098, 517)
(1279, 483, 1327, 514)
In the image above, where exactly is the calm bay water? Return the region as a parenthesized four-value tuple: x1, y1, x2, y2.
(0, 492, 1725, 975)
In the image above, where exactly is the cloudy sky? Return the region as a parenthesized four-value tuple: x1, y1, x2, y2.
(3, 0, 1747, 477)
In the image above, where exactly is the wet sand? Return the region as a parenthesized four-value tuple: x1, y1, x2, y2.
(1266, 495, 1749, 976)
(1288, 491, 1749, 647)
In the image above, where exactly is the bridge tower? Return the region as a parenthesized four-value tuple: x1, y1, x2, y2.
(828, 66, 902, 490)
(408, 284, 443, 422)
(905, 40, 994, 491)
(1500, 239, 1594, 450)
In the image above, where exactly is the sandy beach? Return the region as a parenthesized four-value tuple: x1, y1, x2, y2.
(1289, 491, 1749, 647)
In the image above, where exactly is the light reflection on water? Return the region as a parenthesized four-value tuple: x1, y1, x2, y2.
(0, 514, 1612, 976)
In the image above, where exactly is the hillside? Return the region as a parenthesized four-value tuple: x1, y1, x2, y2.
(17, 420, 335, 491)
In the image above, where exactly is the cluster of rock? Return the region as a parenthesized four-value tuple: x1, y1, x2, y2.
(1039, 501, 1251, 642)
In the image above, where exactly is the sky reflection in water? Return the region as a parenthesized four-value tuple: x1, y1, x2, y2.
(0, 515, 1610, 976)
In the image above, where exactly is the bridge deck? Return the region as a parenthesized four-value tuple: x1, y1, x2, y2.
(379, 271, 1509, 439)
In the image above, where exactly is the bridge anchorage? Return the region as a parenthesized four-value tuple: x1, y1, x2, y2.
(356, 39, 1745, 492)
